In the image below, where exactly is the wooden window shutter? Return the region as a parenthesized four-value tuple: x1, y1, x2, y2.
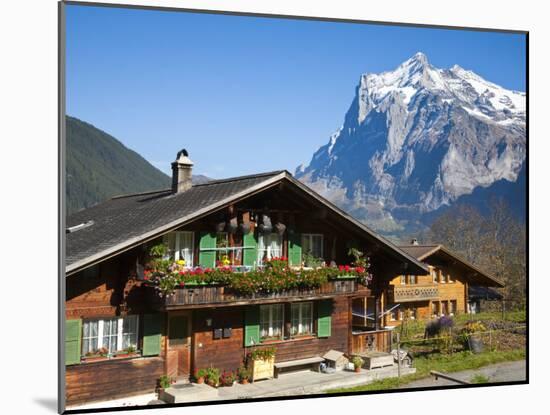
(65, 319, 82, 365)
(198, 232, 217, 268)
(242, 230, 258, 267)
(142, 313, 163, 356)
(244, 306, 260, 346)
(288, 233, 302, 266)
(317, 300, 332, 337)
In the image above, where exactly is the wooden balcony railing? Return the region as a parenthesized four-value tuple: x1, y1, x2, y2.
(146, 280, 364, 309)
(390, 284, 440, 303)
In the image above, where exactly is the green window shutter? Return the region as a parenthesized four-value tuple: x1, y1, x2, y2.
(65, 319, 82, 365)
(142, 313, 163, 356)
(243, 231, 258, 267)
(244, 306, 260, 346)
(288, 232, 302, 266)
(317, 300, 332, 337)
(198, 232, 216, 268)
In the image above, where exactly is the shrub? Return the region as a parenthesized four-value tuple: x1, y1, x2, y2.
(237, 365, 251, 382)
(194, 368, 207, 380)
(206, 367, 220, 386)
(158, 375, 173, 389)
(220, 370, 236, 386)
(352, 356, 364, 369)
(248, 347, 276, 361)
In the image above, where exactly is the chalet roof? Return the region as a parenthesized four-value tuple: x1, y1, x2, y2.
(468, 285, 504, 301)
(398, 244, 504, 288)
(65, 170, 429, 276)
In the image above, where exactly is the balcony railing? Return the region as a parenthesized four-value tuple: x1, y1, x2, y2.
(390, 284, 440, 303)
(146, 280, 365, 309)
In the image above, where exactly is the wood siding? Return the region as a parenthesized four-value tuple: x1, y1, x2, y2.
(190, 296, 351, 373)
(66, 357, 163, 407)
(383, 263, 467, 327)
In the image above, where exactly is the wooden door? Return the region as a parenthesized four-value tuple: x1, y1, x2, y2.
(167, 312, 192, 379)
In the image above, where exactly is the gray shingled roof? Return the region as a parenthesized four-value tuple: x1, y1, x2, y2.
(66, 171, 285, 273)
(66, 170, 429, 276)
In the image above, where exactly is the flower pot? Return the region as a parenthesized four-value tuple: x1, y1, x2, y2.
(354, 367, 361, 373)
(250, 357, 275, 381)
(240, 378, 249, 385)
(196, 377, 205, 384)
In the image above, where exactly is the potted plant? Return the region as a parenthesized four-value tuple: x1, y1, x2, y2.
(248, 347, 276, 381)
(194, 368, 207, 384)
(157, 375, 173, 394)
(220, 370, 236, 387)
(206, 367, 220, 387)
(83, 347, 109, 362)
(237, 365, 251, 384)
(115, 345, 138, 358)
(461, 321, 486, 353)
(352, 356, 364, 373)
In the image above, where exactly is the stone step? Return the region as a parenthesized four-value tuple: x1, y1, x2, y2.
(159, 382, 219, 404)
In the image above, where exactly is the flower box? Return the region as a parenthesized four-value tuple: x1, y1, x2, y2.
(250, 357, 275, 381)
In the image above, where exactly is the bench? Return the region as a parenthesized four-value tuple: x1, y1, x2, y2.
(361, 352, 394, 370)
(274, 356, 325, 378)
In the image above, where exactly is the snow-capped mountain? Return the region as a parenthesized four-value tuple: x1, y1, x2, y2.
(296, 52, 526, 234)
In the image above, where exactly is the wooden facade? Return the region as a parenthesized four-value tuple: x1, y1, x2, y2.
(382, 264, 468, 327)
(64, 177, 426, 408)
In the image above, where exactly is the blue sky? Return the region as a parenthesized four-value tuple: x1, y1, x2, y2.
(66, 4, 526, 178)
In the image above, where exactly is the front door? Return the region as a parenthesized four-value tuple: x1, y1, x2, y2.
(167, 312, 192, 379)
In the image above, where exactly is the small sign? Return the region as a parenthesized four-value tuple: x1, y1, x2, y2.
(213, 328, 222, 339)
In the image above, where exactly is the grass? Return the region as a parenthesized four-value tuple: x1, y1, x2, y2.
(327, 348, 525, 393)
(470, 374, 490, 384)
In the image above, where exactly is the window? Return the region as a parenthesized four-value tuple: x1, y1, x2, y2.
(410, 307, 417, 320)
(257, 233, 283, 266)
(439, 269, 445, 283)
(431, 267, 437, 283)
(390, 305, 400, 321)
(260, 304, 284, 340)
(302, 234, 323, 259)
(81, 316, 139, 356)
(409, 275, 417, 284)
(450, 300, 457, 315)
(400, 275, 406, 285)
(291, 302, 313, 336)
(431, 301, 439, 316)
(163, 231, 194, 266)
(441, 301, 448, 315)
(82, 320, 99, 355)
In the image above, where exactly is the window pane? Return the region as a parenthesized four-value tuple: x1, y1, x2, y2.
(178, 232, 194, 267)
(163, 233, 176, 260)
(312, 235, 323, 258)
(122, 315, 138, 350)
(82, 320, 99, 354)
(103, 318, 118, 353)
(302, 235, 311, 256)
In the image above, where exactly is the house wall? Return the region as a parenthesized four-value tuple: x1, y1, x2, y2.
(65, 251, 167, 407)
(191, 296, 351, 373)
(383, 263, 467, 327)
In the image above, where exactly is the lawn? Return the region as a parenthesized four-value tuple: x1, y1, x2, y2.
(327, 348, 525, 393)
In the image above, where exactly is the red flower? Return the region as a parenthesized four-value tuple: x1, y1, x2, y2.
(144, 276, 149, 280)
(356, 267, 365, 273)
(344, 265, 351, 272)
(179, 282, 185, 287)
(338, 265, 345, 271)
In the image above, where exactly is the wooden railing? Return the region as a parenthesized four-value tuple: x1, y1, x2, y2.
(146, 280, 362, 309)
(389, 284, 440, 303)
(351, 329, 392, 354)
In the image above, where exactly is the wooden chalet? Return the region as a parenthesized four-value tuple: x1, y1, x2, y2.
(64, 150, 428, 407)
(377, 242, 504, 327)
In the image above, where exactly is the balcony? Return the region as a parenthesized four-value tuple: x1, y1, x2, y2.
(389, 284, 440, 303)
(146, 280, 366, 310)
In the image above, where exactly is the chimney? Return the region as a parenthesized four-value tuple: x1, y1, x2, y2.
(171, 149, 194, 193)
(410, 238, 419, 245)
